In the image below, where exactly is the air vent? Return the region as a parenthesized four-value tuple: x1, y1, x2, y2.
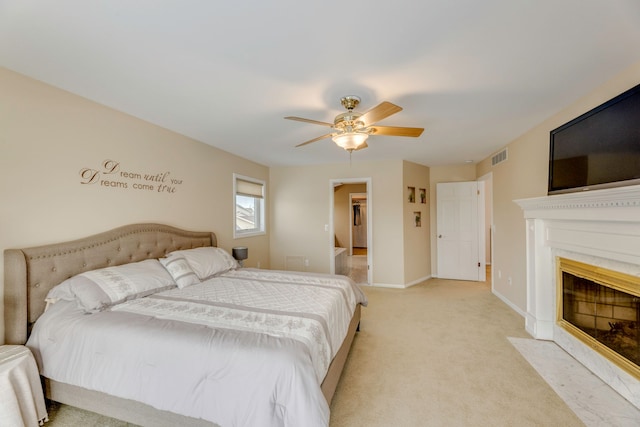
(491, 148, 508, 166)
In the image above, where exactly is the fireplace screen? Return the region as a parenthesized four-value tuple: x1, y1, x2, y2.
(561, 268, 640, 370)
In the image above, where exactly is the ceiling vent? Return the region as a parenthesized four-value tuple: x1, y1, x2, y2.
(491, 148, 508, 166)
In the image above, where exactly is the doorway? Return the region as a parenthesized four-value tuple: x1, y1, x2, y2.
(478, 172, 494, 287)
(330, 178, 372, 285)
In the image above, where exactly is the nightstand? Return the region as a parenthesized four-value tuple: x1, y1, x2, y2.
(0, 345, 48, 426)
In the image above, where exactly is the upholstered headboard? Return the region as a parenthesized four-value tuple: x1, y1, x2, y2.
(4, 223, 217, 345)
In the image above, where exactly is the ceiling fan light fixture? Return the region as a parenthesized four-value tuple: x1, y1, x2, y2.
(286, 96, 423, 151)
(332, 132, 368, 151)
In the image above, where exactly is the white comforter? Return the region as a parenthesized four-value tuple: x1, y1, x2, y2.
(26, 269, 367, 427)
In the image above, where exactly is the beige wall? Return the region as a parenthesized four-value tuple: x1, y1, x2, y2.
(428, 164, 477, 275)
(477, 60, 640, 313)
(270, 160, 409, 286)
(402, 161, 431, 284)
(0, 68, 270, 342)
(270, 160, 430, 287)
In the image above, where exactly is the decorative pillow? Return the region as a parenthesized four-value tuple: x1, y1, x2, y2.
(46, 259, 176, 313)
(167, 246, 238, 280)
(159, 255, 201, 289)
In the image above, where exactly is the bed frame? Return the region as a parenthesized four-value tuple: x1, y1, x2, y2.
(4, 223, 361, 426)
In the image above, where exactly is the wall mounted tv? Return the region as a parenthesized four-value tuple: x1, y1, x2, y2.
(548, 83, 640, 195)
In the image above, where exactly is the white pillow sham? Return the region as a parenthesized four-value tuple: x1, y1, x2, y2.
(167, 246, 238, 280)
(46, 259, 176, 312)
(159, 255, 201, 289)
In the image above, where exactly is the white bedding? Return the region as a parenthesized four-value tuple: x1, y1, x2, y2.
(26, 269, 367, 427)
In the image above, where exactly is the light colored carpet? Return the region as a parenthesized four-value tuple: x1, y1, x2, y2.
(44, 277, 585, 426)
(329, 278, 585, 427)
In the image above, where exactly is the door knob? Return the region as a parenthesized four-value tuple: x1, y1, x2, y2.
(438, 235, 442, 238)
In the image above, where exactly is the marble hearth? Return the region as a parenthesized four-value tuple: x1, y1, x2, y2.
(515, 184, 640, 409)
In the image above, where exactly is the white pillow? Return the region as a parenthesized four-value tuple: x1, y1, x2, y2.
(167, 247, 238, 280)
(46, 259, 176, 312)
(160, 255, 201, 289)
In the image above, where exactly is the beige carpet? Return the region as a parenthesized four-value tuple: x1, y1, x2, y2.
(329, 278, 584, 427)
(43, 277, 584, 426)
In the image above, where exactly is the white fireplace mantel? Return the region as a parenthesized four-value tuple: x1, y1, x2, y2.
(514, 184, 640, 409)
(516, 184, 640, 221)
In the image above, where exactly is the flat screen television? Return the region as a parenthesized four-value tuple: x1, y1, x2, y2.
(548, 83, 640, 195)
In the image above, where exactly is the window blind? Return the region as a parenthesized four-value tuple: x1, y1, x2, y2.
(236, 179, 264, 199)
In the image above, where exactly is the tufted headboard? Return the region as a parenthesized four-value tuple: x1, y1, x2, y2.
(4, 223, 217, 345)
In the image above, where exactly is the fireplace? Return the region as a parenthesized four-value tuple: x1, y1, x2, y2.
(558, 257, 640, 378)
(515, 184, 640, 409)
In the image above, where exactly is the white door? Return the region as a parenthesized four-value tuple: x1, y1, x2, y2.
(436, 181, 485, 281)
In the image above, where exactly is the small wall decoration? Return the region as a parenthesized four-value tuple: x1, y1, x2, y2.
(414, 211, 422, 227)
(407, 186, 415, 203)
(419, 188, 426, 204)
(79, 159, 184, 194)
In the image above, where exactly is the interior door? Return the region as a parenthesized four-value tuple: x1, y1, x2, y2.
(436, 181, 485, 281)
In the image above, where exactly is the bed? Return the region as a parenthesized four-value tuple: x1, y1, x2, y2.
(3, 223, 366, 427)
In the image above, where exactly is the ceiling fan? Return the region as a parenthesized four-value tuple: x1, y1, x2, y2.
(285, 96, 424, 152)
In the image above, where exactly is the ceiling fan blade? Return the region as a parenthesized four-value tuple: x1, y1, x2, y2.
(354, 142, 369, 151)
(370, 125, 424, 137)
(357, 101, 402, 126)
(295, 133, 334, 147)
(285, 116, 334, 127)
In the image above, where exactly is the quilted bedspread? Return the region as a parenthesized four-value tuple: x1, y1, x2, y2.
(27, 269, 367, 427)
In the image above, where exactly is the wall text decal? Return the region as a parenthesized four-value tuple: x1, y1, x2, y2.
(79, 159, 184, 194)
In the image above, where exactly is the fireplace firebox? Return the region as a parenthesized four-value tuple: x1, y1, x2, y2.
(558, 258, 640, 379)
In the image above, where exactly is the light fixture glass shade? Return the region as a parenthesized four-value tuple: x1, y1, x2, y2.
(332, 133, 368, 151)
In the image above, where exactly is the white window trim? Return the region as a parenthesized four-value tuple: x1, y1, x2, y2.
(233, 173, 266, 239)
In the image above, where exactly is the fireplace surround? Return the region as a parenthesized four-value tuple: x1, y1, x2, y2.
(515, 184, 640, 409)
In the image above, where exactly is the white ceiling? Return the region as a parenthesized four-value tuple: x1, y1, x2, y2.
(2, 1, 640, 167)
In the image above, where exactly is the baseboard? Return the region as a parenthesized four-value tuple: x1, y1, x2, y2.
(492, 288, 526, 318)
(372, 275, 431, 289)
(405, 275, 431, 288)
(371, 282, 406, 289)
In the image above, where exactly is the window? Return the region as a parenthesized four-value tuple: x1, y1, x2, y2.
(234, 174, 265, 238)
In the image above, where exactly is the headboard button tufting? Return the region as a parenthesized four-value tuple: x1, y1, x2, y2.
(6, 223, 217, 346)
